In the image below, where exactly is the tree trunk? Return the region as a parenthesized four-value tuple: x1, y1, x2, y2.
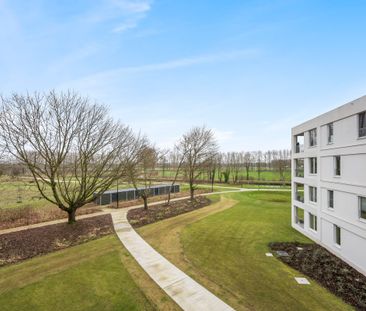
(143, 197, 148, 210)
(67, 209, 76, 224)
(190, 187, 194, 200)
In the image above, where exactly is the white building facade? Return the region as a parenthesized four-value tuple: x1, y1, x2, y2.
(291, 96, 366, 276)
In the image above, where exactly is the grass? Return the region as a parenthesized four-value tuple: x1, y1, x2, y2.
(0, 235, 179, 311)
(179, 183, 291, 192)
(138, 191, 352, 311)
(157, 168, 291, 182)
(0, 176, 142, 210)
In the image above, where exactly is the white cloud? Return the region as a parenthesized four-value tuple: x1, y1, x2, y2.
(61, 48, 260, 91)
(82, 0, 153, 33)
(213, 129, 235, 142)
(111, 0, 152, 14)
(112, 17, 143, 33)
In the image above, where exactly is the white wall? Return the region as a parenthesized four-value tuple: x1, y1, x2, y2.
(292, 95, 366, 276)
(321, 154, 366, 186)
(321, 218, 366, 274)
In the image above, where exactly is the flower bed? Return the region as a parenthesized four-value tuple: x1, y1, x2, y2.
(127, 196, 211, 228)
(269, 242, 366, 310)
(0, 214, 114, 266)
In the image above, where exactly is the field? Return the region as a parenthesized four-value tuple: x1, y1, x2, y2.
(138, 191, 351, 311)
(0, 235, 179, 311)
(156, 168, 292, 183)
(0, 176, 144, 210)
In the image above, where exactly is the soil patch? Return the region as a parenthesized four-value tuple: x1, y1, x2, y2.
(127, 196, 211, 228)
(0, 214, 114, 267)
(0, 204, 102, 230)
(269, 242, 366, 310)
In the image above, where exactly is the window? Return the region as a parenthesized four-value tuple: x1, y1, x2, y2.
(309, 157, 317, 174)
(359, 112, 366, 137)
(334, 156, 341, 176)
(295, 159, 304, 177)
(295, 206, 304, 228)
(309, 129, 317, 147)
(309, 186, 317, 203)
(328, 123, 334, 143)
(328, 190, 334, 209)
(309, 213, 317, 231)
(334, 225, 341, 246)
(359, 197, 366, 220)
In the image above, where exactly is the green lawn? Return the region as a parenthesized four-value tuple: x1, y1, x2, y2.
(179, 183, 291, 192)
(0, 235, 178, 311)
(138, 191, 352, 311)
(157, 168, 291, 182)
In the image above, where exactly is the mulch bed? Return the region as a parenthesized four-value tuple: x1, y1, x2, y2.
(269, 242, 366, 310)
(0, 214, 114, 267)
(127, 196, 211, 228)
(0, 205, 103, 230)
(109, 190, 209, 209)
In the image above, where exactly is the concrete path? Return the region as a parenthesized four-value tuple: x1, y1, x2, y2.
(112, 208, 235, 311)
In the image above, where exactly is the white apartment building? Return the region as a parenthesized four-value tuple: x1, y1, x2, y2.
(291, 96, 366, 276)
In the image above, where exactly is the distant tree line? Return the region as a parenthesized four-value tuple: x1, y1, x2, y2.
(158, 149, 291, 185)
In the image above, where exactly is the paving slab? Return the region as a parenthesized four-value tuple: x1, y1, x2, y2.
(111, 209, 235, 311)
(295, 277, 310, 285)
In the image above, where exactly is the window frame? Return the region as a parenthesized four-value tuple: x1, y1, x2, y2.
(309, 128, 317, 147)
(328, 190, 334, 209)
(359, 111, 366, 138)
(334, 156, 341, 176)
(309, 186, 317, 203)
(359, 196, 366, 221)
(327, 123, 334, 144)
(309, 213, 317, 231)
(334, 224, 341, 247)
(309, 157, 317, 175)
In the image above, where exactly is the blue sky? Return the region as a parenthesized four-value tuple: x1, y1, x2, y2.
(1, 0, 366, 151)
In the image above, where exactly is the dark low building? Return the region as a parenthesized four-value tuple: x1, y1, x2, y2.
(94, 184, 180, 205)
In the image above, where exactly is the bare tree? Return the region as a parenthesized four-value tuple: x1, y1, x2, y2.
(165, 147, 186, 204)
(243, 152, 252, 180)
(254, 151, 263, 180)
(207, 154, 220, 192)
(0, 91, 137, 223)
(126, 143, 163, 210)
(272, 149, 291, 185)
(179, 126, 218, 200)
(221, 152, 231, 183)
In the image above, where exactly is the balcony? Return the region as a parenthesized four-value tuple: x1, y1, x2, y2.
(295, 143, 304, 153)
(294, 134, 304, 153)
(295, 206, 304, 228)
(295, 192, 304, 203)
(295, 169, 304, 178)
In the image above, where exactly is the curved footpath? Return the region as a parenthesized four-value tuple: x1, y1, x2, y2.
(112, 207, 234, 311)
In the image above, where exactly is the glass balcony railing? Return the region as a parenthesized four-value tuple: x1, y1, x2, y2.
(295, 144, 304, 153)
(295, 216, 304, 228)
(295, 192, 304, 203)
